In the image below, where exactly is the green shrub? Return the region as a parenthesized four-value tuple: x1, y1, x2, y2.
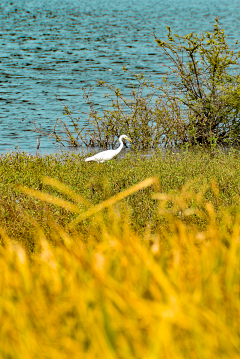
(38, 19, 240, 150)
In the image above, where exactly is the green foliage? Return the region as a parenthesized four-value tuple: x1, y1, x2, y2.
(1, 149, 240, 248)
(41, 18, 240, 150)
(155, 17, 240, 146)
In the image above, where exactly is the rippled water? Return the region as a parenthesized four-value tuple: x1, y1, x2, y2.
(1, 0, 240, 154)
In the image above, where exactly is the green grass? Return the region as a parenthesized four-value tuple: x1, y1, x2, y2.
(1, 149, 240, 250)
(0, 149, 239, 358)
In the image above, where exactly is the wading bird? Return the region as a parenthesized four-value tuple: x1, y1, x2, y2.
(85, 135, 132, 163)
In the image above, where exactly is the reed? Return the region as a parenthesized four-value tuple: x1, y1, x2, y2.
(0, 172, 239, 358)
(1, 148, 240, 247)
(0, 149, 239, 358)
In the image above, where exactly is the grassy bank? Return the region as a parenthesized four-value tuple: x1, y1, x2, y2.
(0, 149, 240, 358)
(1, 149, 240, 248)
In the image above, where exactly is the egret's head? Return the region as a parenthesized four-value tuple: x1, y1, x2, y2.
(121, 135, 132, 142)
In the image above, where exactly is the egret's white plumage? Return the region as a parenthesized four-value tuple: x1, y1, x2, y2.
(85, 135, 132, 163)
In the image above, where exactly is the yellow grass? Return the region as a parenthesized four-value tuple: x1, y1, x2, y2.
(0, 177, 239, 358)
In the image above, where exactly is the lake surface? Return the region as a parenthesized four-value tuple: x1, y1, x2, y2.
(1, 0, 240, 155)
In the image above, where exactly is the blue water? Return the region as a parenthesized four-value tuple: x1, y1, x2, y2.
(1, 0, 240, 154)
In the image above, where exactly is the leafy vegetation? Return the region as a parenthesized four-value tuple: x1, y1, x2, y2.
(155, 17, 240, 146)
(36, 18, 240, 150)
(0, 149, 240, 358)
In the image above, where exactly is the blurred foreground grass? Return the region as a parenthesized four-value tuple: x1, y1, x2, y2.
(0, 149, 239, 358)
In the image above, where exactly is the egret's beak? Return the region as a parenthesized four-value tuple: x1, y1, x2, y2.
(126, 136, 132, 142)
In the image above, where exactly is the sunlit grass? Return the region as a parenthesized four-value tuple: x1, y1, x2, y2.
(0, 149, 239, 358)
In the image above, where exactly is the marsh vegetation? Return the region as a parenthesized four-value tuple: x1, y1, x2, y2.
(37, 19, 240, 151)
(1, 18, 240, 359)
(0, 149, 239, 358)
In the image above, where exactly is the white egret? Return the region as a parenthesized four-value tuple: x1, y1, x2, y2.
(85, 135, 132, 163)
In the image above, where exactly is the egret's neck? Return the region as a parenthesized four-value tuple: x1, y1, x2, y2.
(115, 139, 124, 155)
